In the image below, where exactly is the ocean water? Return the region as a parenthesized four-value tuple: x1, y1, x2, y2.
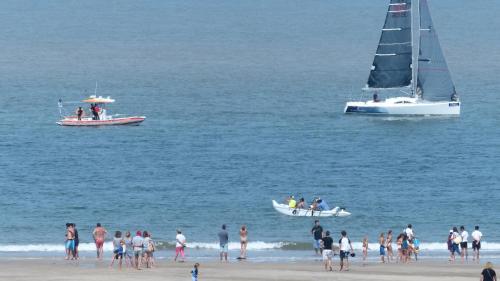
(0, 0, 499, 260)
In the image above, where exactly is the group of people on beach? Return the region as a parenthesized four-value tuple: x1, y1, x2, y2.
(311, 220, 354, 271)
(285, 196, 330, 211)
(447, 225, 483, 263)
(364, 224, 420, 264)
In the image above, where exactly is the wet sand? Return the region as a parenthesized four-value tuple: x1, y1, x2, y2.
(0, 258, 484, 281)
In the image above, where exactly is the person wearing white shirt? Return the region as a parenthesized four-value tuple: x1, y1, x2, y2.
(405, 224, 414, 241)
(472, 225, 483, 262)
(460, 226, 469, 262)
(174, 229, 187, 262)
(339, 230, 354, 271)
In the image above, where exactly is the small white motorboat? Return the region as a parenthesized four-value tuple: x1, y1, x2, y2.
(272, 200, 351, 217)
(57, 95, 146, 126)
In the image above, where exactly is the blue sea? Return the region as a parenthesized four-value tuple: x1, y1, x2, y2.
(0, 0, 499, 261)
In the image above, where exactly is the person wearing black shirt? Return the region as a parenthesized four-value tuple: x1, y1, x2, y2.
(322, 231, 334, 271)
(481, 262, 497, 281)
(311, 220, 323, 255)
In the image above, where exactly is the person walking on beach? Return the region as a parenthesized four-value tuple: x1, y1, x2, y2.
(472, 226, 483, 262)
(362, 236, 368, 263)
(239, 225, 248, 259)
(92, 223, 107, 260)
(460, 225, 469, 262)
(142, 231, 155, 268)
(132, 231, 144, 269)
(110, 231, 124, 269)
(396, 233, 403, 263)
(405, 224, 414, 241)
(311, 220, 323, 255)
(123, 231, 134, 267)
(191, 263, 200, 281)
(175, 229, 187, 262)
(72, 223, 79, 260)
(218, 224, 229, 262)
(450, 227, 462, 263)
(321, 231, 334, 271)
(379, 233, 386, 263)
(339, 230, 353, 271)
(65, 223, 76, 260)
(386, 230, 393, 262)
(481, 262, 497, 281)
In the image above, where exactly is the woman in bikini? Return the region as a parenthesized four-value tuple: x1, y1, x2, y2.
(362, 236, 368, 263)
(396, 233, 403, 263)
(239, 225, 248, 259)
(386, 230, 393, 262)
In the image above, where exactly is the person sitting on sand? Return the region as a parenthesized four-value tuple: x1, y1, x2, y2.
(481, 262, 497, 281)
(92, 223, 107, 260)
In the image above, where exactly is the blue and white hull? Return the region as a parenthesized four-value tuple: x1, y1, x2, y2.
(344, 97, 460, 116)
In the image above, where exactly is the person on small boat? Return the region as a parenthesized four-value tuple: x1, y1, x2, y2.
(288, 196, 297, 208)
(76, 107, 84, 120)
(296, 198, 306, 209)
(316, 198, 330, 211)
(94, 104, 101, 120)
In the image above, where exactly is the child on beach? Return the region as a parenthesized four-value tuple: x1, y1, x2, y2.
(362, 236, 368, 262)
(191, 263, 200, 281)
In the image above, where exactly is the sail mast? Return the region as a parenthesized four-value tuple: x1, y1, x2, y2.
(411, 0, 420, 98)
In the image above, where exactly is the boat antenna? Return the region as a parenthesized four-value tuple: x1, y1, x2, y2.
(94, 81, 98, 96)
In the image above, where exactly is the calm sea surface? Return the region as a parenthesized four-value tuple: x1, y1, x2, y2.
(0, 0, 499, 258)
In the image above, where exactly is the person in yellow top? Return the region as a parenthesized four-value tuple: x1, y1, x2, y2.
(288, 196, 297, 208)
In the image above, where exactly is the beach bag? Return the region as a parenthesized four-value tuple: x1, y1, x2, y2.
(147, 241, 155, 252)
(453, 235, 462, 244)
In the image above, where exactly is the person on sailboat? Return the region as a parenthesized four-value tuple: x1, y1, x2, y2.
(373, 93, 380, 102)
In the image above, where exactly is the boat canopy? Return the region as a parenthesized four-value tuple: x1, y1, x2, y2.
(82, 95, 115, 103)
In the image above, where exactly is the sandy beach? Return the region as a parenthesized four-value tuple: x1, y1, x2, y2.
(0, 258, 484, 281)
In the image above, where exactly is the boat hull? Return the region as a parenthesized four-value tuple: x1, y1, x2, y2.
(272, 200, 351, 217)
(57, 116, 146, 126)
(344, 99, 460, 116)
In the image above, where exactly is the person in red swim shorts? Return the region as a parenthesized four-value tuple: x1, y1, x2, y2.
(93, 223, 107, 260)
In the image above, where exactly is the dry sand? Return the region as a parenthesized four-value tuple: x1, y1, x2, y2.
(0, 258, 485, 281)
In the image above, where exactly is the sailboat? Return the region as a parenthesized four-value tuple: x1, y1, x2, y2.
(344, 0, 460, 115)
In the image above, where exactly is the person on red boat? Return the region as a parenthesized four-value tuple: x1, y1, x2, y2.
(76, 107, 84, 120)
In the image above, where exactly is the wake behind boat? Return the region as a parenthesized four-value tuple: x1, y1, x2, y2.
(344, 0, 460, 116)
(272, 200, 351, 217)
(57, 95, 146, 126)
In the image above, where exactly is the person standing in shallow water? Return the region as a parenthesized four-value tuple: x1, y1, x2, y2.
(92, 223, 107, 260)
(175, 229, 186, 262)
(460, 225, 469, 262)
(472, 226, 483, 263)
(311, 220, 323, 255)
(386, 230, 393, 262)
(379, 233, 386, 263)
(218, 224, 229, 262)
(239, 225, 248, 259)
